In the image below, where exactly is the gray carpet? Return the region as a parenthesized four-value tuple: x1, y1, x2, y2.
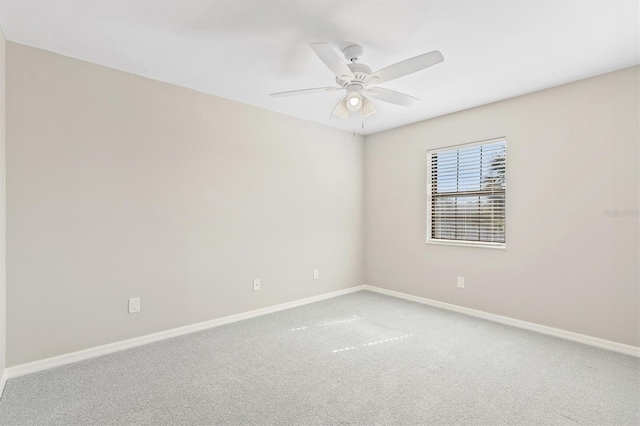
(0, 290, 638, 425)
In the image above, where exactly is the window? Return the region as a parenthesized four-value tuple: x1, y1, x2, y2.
(427, 138, 506, 248)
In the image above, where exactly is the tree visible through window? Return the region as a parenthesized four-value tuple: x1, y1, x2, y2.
(427, 138, 506, 247)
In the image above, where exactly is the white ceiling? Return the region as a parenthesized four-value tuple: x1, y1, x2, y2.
(0, 1, 638, 135)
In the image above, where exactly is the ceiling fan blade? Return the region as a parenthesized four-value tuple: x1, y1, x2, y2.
(310, 42, 355, 81)
(361, 97, 375, 118)
(332, 96, 350, 119)
(364, 87, 420, 107)
(367, 50, 443, 84)
(270, 87, 340, 97)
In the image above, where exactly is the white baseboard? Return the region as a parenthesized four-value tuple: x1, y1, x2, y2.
(0, 369, 6, 399)
(6, 285, 365, 379)
(364, 285, 640, 358)
(7, 283, 636, 381)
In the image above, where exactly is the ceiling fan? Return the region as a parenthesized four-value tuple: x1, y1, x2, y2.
(270, 43, 444, 119)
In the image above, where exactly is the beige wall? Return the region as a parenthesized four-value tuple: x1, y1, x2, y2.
(0, 29, 6, 377)
(5, 41, 638, 367)
(6, 43, 364, 366)
(365, 66, 640, 346)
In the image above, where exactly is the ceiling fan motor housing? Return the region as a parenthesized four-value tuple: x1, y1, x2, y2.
(334, 44, 372, 87)
(336, 62, 372, 87)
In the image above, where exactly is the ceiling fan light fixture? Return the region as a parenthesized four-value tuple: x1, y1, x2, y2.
(332, 96, 350, 119)
(346, 91, 363, 112)
(360, 97, 375, 118)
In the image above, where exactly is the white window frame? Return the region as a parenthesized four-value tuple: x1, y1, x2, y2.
(426, 137, 507, 249)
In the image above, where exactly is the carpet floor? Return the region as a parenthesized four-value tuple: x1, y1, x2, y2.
(0, 290, 638, 425)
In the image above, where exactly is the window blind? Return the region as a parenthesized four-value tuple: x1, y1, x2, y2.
(428, 139, 506, 246)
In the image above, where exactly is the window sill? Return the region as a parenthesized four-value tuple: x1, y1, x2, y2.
(426, 239, 506, 250)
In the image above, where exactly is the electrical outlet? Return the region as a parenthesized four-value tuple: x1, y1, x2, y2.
(457, 277, 465, 289)
(128, 298, 140, 313)
(253, 279, 261, 291)
(313, 269, 319, 280)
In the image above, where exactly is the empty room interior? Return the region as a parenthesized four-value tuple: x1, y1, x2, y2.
(0, 1, 638, 425)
